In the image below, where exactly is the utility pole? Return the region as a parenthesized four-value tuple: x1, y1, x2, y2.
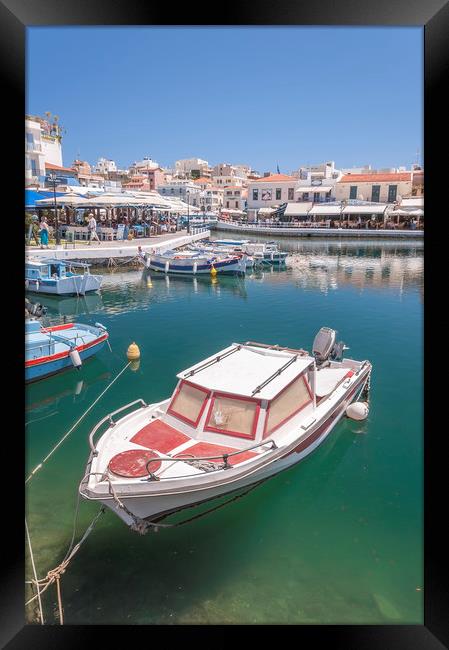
(48, 171, 61, 245)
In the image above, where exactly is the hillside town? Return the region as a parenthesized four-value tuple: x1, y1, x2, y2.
(25, 112, 424, 241)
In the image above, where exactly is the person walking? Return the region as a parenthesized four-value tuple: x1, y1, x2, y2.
(87, 212, 101, 245)
(39, 217, 49, 249)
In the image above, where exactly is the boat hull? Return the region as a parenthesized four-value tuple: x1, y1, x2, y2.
(90, 374, 367, 526)
(148, 255, 245, 276)
(25, 328, 108, 382)
(25, 274, 102, 295)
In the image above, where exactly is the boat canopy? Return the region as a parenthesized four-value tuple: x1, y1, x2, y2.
(177, 344, 314, 400)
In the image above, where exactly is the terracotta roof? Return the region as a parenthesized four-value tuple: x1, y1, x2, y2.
(45, 162, 75, 173)
(193, 177, 211, 184)
(252, 174, 296, 183)
(340, 173, 411, 183)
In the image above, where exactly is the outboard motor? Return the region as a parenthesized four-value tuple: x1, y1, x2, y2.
(312, 327, 336, 366)
(312, 327, 349, 366)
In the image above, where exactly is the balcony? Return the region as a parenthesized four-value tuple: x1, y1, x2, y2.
(26, 142, 42, 153)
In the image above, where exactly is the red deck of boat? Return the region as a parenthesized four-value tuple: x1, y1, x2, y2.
(175, 441, 256, 466)
(108, 419, 258, 478)
(130, 419, 190, 453)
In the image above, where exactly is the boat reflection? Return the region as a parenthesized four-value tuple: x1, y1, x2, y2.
(36, 291, 104, 320)
(26, 366, 112, 422)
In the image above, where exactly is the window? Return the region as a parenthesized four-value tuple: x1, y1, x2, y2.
(388, 185, 397, 202)
(205, 393, 260, 439)
(302, 192, 309, 201)
(262, 189, 272, 201)
(288, 188, 294, 200)
(253, 189, 259, 201)
(235, 201, 239, 208)
(276, 188, 282, 200)
(226, 191, 232, 196)
(349, 186, 357, 200)
(371, 185, 380, 202)
(235, 191, 240, 196)
(314, 192, 320, 202)
(168, 381, 209, 426)
(226, 201, 230, 208)
(264, 374, 312, 436)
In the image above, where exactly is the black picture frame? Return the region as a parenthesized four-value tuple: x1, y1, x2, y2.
(3, 0, 446, 646)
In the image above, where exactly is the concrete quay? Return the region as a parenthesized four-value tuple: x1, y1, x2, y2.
(212, 221, 423, 239)
(25, 230, 210, 265)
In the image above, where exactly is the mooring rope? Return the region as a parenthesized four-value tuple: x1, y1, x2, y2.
(25, 361, 131, 484)
(25, 517, 44, 624)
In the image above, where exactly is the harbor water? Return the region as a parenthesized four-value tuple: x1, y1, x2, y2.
(26, 237, 423, 624)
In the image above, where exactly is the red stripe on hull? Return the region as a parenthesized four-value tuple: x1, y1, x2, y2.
(25, 333, 108, 367)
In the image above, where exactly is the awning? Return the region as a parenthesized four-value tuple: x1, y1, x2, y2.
(283, 202, 313, 216)
(342, 204, 387, 215)
(258, 207, 276, 214)
(295, 186, 333, 193)
(25, 189, 66, 208)
(400, 197, 424, 208)
(221, 208, 244, 215)
(35, 193, 91, 207)
(309, 205, 342, 216)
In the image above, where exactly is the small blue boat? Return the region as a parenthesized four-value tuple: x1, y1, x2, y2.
(25, 259, 102, 296)
(25, 319, 109, 382)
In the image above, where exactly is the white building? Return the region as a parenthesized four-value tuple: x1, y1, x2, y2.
(158, 180, 202, 206)
(130, 157, 160, 175)
(25, 114, 63, 186)
(175, 158, 209, 176)
(96, 158, 117, 174)
(223, 186, 247, 211)
(335, 172, 413, 203)
(247, 174, 298, 210)
(199, 187, 224, 213)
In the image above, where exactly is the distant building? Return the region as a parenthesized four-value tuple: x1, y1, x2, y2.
(95, 158, 117, 174)
(223, 186, 247, 211)
(335, 171, 413, 203)
(247, 174, 298, 210)
(199, 186, 224, 213)
(130, 157, 160, 174)
(175, 157, 209, 177)
(159, 180, 202, 206)
(193, 177, 212, 190)
(25, 113, 64, 187)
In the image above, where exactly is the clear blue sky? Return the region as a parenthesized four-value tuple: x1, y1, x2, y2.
(27, 26, 423, 172)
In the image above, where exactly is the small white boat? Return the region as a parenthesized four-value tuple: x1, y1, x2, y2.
(139, 249, 246, 276)
(25, 259, 102, 296)
(203, 240, 288, 264)
(80, 328, 372, 532)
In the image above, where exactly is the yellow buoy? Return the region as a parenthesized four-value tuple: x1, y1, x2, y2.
(127, 342, 141, 361)
(210, 265, 217, 277)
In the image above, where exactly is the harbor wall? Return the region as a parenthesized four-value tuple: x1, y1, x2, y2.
(212, 221, 423, 239)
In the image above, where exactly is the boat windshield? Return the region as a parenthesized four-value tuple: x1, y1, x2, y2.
(264, 374, 312, 436)
(205, 393, 259, 440)
(168, 381, 210, 426)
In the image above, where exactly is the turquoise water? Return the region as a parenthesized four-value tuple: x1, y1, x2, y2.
(25, 238, 423, 624)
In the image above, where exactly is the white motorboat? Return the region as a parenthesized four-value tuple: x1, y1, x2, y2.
(25, 259, 102, 295)
(198, 240, 288, 264)
(80, 328, 371, 532)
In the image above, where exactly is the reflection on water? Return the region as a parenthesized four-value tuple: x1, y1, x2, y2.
(25, 238, 423, 625)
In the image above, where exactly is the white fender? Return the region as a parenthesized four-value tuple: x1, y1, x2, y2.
(346, 401, 369, 420)
(165, 261, 170, 273)
(69, 349, 82, 369)
(193, 261, 198, 275)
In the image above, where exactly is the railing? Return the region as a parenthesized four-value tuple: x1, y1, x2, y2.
(88, 399, 148, 454)
(26, 142, 42, 152)
(144, 438, 278, 481)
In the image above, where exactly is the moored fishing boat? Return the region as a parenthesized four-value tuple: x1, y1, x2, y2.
(25, 319, 109, 382)
(25, 259, 102, 296)
(193, 240, 288, 265)
(80, 327, 372, 532)
(139, 249, 246, 275)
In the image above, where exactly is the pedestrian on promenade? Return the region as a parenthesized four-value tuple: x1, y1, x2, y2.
(39, 217, 49, 248)
(88, 212, 101, 245)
